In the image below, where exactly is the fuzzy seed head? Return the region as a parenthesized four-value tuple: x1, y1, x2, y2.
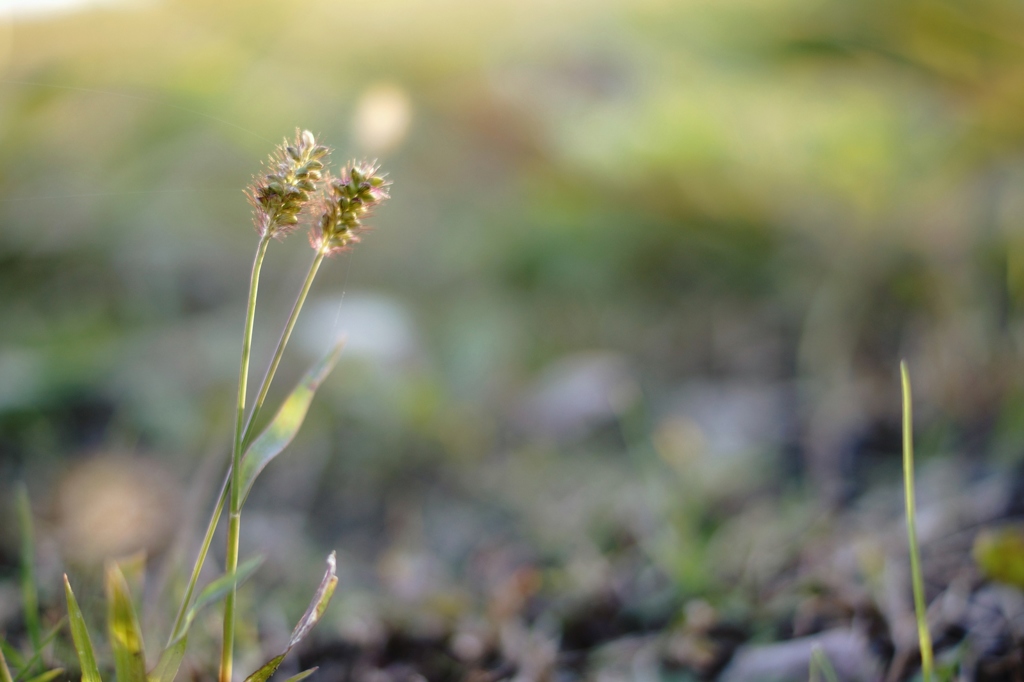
(247, 129, 331, 239)
(310, 161, 390, 256)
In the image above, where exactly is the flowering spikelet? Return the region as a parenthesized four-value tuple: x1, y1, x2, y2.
(311, 161, 390, 256)
(248, 129, 330, 238)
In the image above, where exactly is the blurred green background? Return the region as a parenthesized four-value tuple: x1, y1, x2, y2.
(4, 0, 1024, 673)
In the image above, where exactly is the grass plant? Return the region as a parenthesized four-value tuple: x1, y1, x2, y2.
(52, 130, 390, 682)
(901, 361, 934, 682)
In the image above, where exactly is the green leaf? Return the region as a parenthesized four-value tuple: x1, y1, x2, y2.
(1, 643, 14, 682)
(242, 655, 285, 682)
(147, 637, 186, 682)
(64, 575, 102, 682)
(239, 341, 344, 504)
(13, 619, 67, 682)
(281, 668, 317, 682)
(0, 642, 24, 674)
(169, 556, 263, 645)
(242, 553, 338, 682)
(106, 562, 146, 682)
(22, 669, 63, 682)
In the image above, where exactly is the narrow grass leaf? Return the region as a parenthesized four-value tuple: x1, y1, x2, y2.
(242, 654, 285, 682)
(170, 556, 263, 645)
(282, 668, 317, 682)
(13, 619, 67, 682)
(106, 562, 146, 682)
(1, 643, 14, 682)
(16, 486, 42, 654)
(147, 637, 186, 682)
(64, 575, 102, 682)
(287, 552, 338, 650)
(239, 341, 345, 503)
(243, 553, 338, 682)
(22, 670, 63, 682)
(809, 645, 839, 682)
(0, 643, 23, 673)
(901, 361, 934, 682)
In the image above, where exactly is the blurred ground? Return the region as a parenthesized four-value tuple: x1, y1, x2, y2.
(4, 0, 1024, 680)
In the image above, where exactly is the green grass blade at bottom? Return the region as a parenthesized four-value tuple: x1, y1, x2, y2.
(148, 637, 186, 682)
(106, 563, 147, 682)
(64, 576, 102, 682)
(901, 361, 934, 682)
(1, 643, 14, 682)
(13, 619, 67, 682)
(22, 670, 63, 682)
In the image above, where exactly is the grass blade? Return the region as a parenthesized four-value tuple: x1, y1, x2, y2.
(64, 575, 102, 682)
(16, 486, 42, 656)
(147, 637, 186, 682)
(901, 361, 934, 682)
(243, 553, 337, 682)
(22, 670, 63, 682)
(106, 563, 146, 682)
(170, 556, 263, 645)
(242, 655, 285, 682)
(809, 645, 839, 682)
(239, 341, 344, 504)
(13, 620, 67, 682)
(286, 552, 338, 650)
(0, 643, 23, 674)
(1, 643, 14, 682)
(281, 668, 317, 682)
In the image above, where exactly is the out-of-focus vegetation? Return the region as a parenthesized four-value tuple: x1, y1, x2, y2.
(6, 0, 1024, 679)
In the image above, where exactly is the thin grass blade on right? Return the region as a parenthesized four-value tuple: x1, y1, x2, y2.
(243, 553, 338, 682)
(901, 361, 934, 682)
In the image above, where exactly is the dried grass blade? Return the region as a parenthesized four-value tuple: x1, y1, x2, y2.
(242, 553, 338, 682)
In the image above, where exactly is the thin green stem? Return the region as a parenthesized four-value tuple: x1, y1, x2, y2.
(172, 248, 328, 651)
(168, 472, 228, 646)
(241, 250, 326, 449)
(901, 361, 933, 682)
(220, 234, 270, 682)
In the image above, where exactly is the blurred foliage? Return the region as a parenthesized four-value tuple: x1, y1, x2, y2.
(5, 0, 1024, 657)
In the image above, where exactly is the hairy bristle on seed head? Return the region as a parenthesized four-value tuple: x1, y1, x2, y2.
(310, 160, 391, 256)
(247, 129, 331, 239)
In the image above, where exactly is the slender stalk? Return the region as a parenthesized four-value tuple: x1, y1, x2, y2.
(241, 249, 326, 449)
(168, 472, 228, 646)
(172, 248, 327, 648)
(220, 234, 271, 682)
(900, 361, 933, 682)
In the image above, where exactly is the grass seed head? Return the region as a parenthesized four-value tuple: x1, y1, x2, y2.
(248, 129, 330, 239)
(311, 160, 390, 256)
